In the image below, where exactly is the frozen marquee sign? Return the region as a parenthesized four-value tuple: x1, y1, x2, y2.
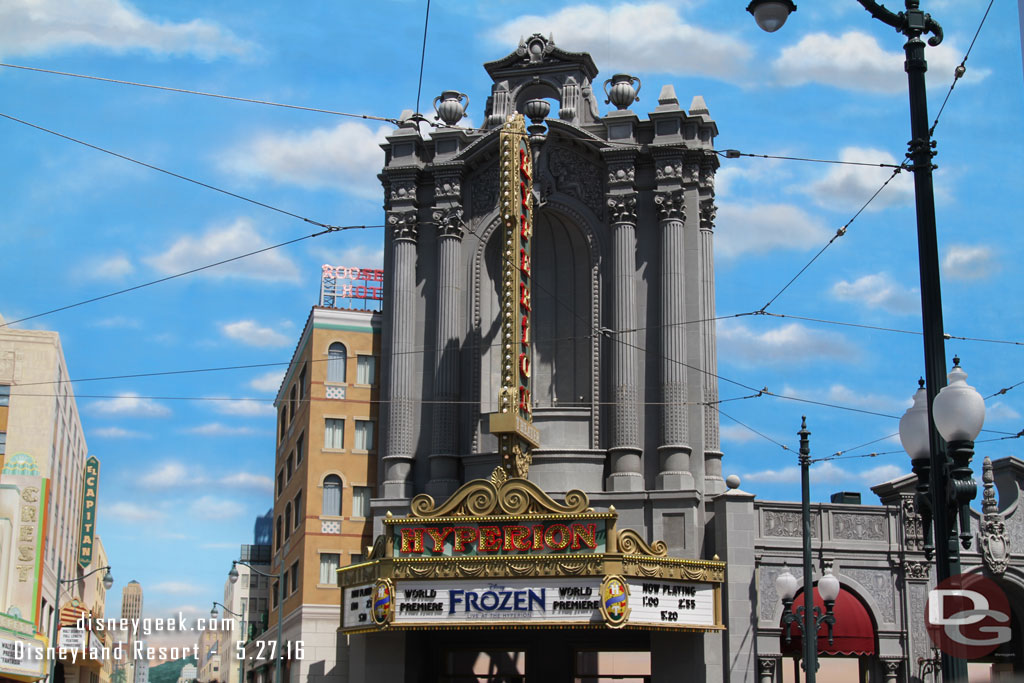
(338, 469, 725, 633)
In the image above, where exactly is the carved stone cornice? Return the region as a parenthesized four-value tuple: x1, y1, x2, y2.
(387, 210, 419, 242)
(606, 192, 638, 224)
(654, 189, 686, 222)
(433, 206, 465, 239)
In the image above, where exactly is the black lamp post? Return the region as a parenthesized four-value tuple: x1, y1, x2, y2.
(230, 560, 285, 683)
(775, 418, 840, 682)
(747, 3, 969, 679)
(49, 561, 114, 682)
(211, 601, 247, 683)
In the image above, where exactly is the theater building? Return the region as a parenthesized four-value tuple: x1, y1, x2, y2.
(336, 36, 1023, 683)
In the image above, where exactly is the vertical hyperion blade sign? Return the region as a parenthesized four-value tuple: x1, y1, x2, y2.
(78, 455, 100, 568)
(489, 114, 540, 478)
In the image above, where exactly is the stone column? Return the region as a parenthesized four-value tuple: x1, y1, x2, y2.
(881, 658, 902, 683)
(757, 658, 776, 683)
(605, 192, 643, 492)
(699, 160, 725, 494)
(382, 209, 418, 499)
(656, 188, 694, 490)
(427, 205, 465, 499)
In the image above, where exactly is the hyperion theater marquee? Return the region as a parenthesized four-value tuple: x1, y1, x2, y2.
(338, 468, 724, 633)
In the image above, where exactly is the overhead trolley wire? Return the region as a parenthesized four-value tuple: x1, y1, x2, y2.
(928, 0, 995, 137)
(0, 63, 401, 124)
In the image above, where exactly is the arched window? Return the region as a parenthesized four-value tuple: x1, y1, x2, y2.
(322, 475, 342, 516)
(284, 502, 292, 539)
(275, 516, 282, 551)
(293, 491, 302, 529)
(327, 343, 347, 383)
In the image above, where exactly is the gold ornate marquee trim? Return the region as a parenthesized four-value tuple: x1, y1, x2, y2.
(404, 471, 590, 518)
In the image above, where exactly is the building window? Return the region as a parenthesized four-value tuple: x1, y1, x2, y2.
(327, 343, 347, 383)
(290, 561, 299, 593)
(272, 581, 279, 608)
(319, 553, 340, 585)
(286, 453, 294, 480)
(0, 384, 9, 406)
(284, 503, 292, 540)
(350, 553, 364, 565)
(324, 418, 344, 449)
(279, 406, 287, 440)
(298, 363, 307, 401)
(275, 516, 282, 552)
(276, 470, 284, 497)
(289, 384, 297, 422)
(296, 433, 305, 464)
(352, 486, 370, 518)
(356, 356, 375, 385)
(249, 571, 258, 589)
(322, 475, 342, 516)
(293, 491, 302, 529)
(354, 420, 374, 451)
(0, 431, 5, 456)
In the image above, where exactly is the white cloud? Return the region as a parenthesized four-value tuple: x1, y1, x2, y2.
(248, 370, 285, 393)
(77, 254, 134, 281)
(987, 402, 1021, 423)
(313, 243, 385, 270)
(184, 422, 260, 436)
(209, 397, 275, 417)
(715, 203, 830, 258)
(151, 582, 200, 595)
(90, 392, 171, 417)
(219, 122, 389, 198)
(488, 3, 751, 80)
(0, 0, 253, 60)
(104, 501, 165, 521)
(720, 423, 762, 444)
(773, 31, 989, 94)
(942, 244, 998, 281)
(190, 495, 245, 519)
(92, 315, 142, 329)
(145, 218, 300, 283)
(220, 472, 274, 492)
(805, 147, 913, 211)
(139, 462, 198, 488)
(742, 461, 903, 486)
(780, 383, 910, 415)
(220, 320, 290, 348)
(830, 272, 919, 315)
(718, 320, 856, 365)
(92, 426, 149, 439)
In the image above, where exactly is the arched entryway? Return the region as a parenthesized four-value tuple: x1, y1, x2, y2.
(780, 585, 877, 682)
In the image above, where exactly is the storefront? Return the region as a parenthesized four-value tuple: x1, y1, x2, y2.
(0, 616, 49, 682)
(340, 470, 724, 682)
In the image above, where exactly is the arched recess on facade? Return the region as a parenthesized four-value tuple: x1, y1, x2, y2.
(471, 198, 601, 451)
(976, 566, 1024, 672)
(779, 581, 879, 676)
(511, 78, 562, 115)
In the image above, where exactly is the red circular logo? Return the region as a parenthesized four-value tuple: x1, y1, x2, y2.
(925, 573, 1011, 659)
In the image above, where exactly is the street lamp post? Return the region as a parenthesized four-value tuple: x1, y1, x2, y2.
(747, 3, 970, 679)
(211, 601, 247, 683)
(48, 559, 114, 683)
(230, 560, 285, 683)
(774, 418, 841, 682)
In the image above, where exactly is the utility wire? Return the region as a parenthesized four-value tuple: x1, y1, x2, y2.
(827, 432, 900, 459)
(928, 0, 995, 137)
(713, 404, 790, 451)
(0, 112, 349, 229)
(717, 149, 902, 168)
(759, 164, 907, 312)
(761, 311, 1024, 347)
(0, 63, 400, 124)
(0, 227, 378, 328)
(986, 379, 1024, 400)
(414, 0, 432, 116)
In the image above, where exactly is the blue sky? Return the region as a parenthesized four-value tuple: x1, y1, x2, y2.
(1, 0, 1021, 632)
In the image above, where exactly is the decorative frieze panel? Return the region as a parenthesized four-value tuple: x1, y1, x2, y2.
(434, 174, 463, 200)
(607, 162, 635, 186)
(762, 510, 817, 538)
(547, 148, 605, 220)
(470, 162, 499, 218)
(832, 512, 887, 541)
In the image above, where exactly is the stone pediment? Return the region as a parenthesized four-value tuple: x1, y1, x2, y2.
(484, 34, 598, 80)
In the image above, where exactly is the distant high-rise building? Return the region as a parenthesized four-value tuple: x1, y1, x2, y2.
(253, 508, 272, 546)
(122, 580, 143, 647)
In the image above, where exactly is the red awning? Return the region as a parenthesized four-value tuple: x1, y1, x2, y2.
(780, 587, 876, 656)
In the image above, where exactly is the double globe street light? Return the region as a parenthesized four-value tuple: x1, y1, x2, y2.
(211, 601, 247, 683)
(229, 560, 285, 683)
(49, 563, 114, 682)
